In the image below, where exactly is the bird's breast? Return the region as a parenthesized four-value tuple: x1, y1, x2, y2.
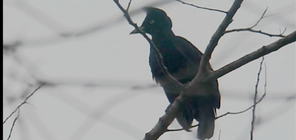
(149, 43, 196, 84)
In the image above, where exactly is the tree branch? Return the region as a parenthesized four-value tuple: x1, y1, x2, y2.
(6, 109, 20, 140)
(176, 0, 227, 14)
(3, 83, 44, 124)
(215, 93, 266, 120)
(251, 7, 268, 29)
(225, 8, 286, 37)
(225, 28, 285, 37)
(210, 31, 296, 80)
(250, 57, 264, 140)
(198, 0, 244, 76)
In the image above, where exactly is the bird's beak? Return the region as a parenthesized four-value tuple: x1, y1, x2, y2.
(130, 26, 145, 34)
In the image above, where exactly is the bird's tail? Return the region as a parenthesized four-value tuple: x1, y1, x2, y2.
(197, 107, 215, 140)
(176, 113, 192, 132)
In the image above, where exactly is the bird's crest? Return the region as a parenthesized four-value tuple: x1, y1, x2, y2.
(143, 7, 167, 16)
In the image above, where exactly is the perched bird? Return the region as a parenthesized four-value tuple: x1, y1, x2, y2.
(130, 7, 220, 139)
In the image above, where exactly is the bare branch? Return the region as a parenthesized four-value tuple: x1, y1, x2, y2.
(6, 109, 20, 140)
(211, 31, 296, 80)
(166, 128, 183, 132)
(3, 83, 44, 124)
(218, 130, 222, 140)
(251, 7, 268, 29)
(197, 0, 243, 77)
(250, 57, 264, 140)
(216, 89, 266, 120)
(225, 28, 285, 37)
(126, 0, 132, 11)
(225, 8, 285, 37)
(279, 27, 287, 35)
(264, 62, 267, 95)
(176, 0, 227, 14)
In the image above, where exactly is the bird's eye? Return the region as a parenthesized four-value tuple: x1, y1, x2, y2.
(149, 20, 154, 24)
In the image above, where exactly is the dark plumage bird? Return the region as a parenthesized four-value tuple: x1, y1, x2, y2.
(130, 7, 220, 139)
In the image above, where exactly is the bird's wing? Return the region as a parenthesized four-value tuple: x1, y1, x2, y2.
(173, 36, 221, 109)
(173, 36, 203, 63)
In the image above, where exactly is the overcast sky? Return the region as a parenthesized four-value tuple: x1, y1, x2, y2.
(3, 0, 295, 140)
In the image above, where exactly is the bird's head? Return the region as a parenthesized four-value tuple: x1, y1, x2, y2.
(130, 7, 172, 36)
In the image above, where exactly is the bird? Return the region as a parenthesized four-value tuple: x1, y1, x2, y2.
(130, 7, 221, 139)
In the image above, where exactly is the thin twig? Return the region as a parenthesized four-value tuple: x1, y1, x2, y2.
(3, 83, 44, 124)
(251, 8, 268, 28)
(218, 130, 221, 140)
(225, 8, 285, 37)
(6, 109, 20, 140)
(264, 62, 267, 96)
(250, 57, 264, 140)
(215, 93, 266, 120)
(126, 0, 132, 11)
(225, 28, 285, 37)
(166, 128, 184, 132)
(176, 0, 227, 14)
(279, 27, 287, 35)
